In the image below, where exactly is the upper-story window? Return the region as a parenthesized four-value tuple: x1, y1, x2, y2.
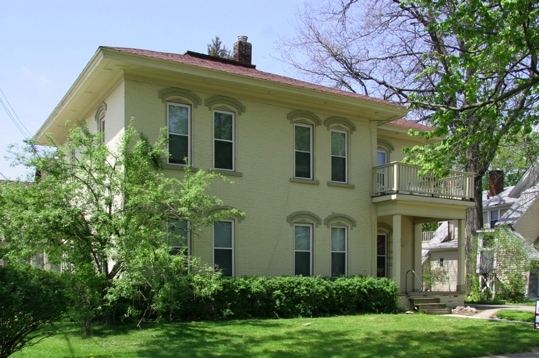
(331, 130, 347, 182)
(95, 102, 107, 143)
(294, 124, 313, 179)
(489, 210, 500, 228)
(168, 103, 191, 165)
(214, 111, 235, 170)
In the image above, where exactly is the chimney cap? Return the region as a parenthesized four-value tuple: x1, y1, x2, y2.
(238, 35, 248, 42)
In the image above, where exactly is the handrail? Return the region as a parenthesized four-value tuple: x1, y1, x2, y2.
(405, 269, 423, 294)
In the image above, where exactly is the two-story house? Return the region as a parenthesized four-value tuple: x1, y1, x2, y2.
(34, 36, 475, 308)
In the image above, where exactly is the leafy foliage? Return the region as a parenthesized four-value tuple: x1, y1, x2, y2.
(207, 36, 232, 59)
(0, 124, 242, 331)
(471, 227, 539, 302)
(0, 266, 68, 358)
(127, 275, 398, 322)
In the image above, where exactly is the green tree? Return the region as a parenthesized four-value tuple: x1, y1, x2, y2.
(486, 131, 539, 189)
(282, 0, 539, 289)
(0, 266, 68, 358)
(0, 124, 242, 332)
(207, 36, 232, 59)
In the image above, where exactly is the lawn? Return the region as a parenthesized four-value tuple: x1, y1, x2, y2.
(12, 314, 539, 358)
(495, 310, 535, 323)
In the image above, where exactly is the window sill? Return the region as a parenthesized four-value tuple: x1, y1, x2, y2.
(289, 178, 320, 185)
(210, 169, 243, 177)
(162, 163, 200, 171)
(327, 181, 355, 189)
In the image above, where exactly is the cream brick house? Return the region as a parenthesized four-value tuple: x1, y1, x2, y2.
(34, 37, 475, 305)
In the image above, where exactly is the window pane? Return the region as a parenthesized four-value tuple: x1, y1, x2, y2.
(214, 112, 233, 140)
(331, 253, 345, 277)
(295, 226, 311, 250)
(295, 152, 311, 178)
(168, 220, 188, 247)
(377, 257, 386, 277)
(214, 249, 232, 276)
(295, 126, 311, 151)
(377, 235, 386, 256)
(377, 150, 387, 165)
(331, 132, 345, 156)
(214, 221, 232, 248)
(331, 227, 346, 251)
(331, 157, 346, 182)
(168, 104, 189, 134)
(215, 140, 233, 170)
(295, 252, 310, 276)
(169, 134, 188, 164)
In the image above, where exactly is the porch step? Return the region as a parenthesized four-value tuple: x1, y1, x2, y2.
(409, 297, 451, 315)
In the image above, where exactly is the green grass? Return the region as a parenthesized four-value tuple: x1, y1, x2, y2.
(495, 310, 535, 323)
(12, 314, 539, 358)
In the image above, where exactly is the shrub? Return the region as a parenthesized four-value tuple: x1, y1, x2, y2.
(151, 275, 398, 322)
(0, 266, 69, 358)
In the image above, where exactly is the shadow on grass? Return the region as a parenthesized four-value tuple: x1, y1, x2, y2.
(36, 316, 539, 357)
(131, 316, 539, 358)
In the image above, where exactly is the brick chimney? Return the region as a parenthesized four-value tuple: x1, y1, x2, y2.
(488, 170, 504, 197)
(233, 35, 252, 65)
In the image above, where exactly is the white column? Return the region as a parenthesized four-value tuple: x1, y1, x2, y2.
(457, 219, 466, 292)
(392, 215, 402, 290)
(414, 223, 423, 291)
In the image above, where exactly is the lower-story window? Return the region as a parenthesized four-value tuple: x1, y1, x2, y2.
(331, 226, 347, 277)
(377, 233, 387, 278)
(294, 224, 312, 276)
(167, 219, 190, 255)
(214, 221, 234, 276)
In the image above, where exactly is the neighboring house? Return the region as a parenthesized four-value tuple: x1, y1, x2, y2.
(33, 36, 475, 307)
(424, 167, 539, 298)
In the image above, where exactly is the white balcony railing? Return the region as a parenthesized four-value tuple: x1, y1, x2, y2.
(373, 162, 474, 201)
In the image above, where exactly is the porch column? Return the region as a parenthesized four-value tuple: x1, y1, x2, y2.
(392, 215, 402, 290)
(457, 219, 466, 292)
(414, 223, 423, 291)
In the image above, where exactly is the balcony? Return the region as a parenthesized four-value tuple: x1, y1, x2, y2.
(372, 162, 474, 201)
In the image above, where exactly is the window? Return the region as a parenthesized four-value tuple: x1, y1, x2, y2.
(331, 227, 347, 277)
(294, 224, 312, 276)
(168, 103, 190, 165)
(214, 111, 234, 170)
(98, 117, 105, 142)
(376, 149, 388, 190)
(214, 221, 234, 276)
(377, 234, 387, 278)
(331, 130, 347, 182)
(294, 124, 313, 179)
(489, 210, 500, 228)
(438, 258, 444, 268)
(167, 219, 190, 255)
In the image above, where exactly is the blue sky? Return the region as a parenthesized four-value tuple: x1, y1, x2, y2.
(0, 0, 303, 180)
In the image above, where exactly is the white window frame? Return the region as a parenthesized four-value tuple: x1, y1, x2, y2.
(213, 110, 235, 171)
(294, 124, 313, 180)
(330, 130, 348, 183)
(213, 220, 234, 276)
(294, 224, 313, 276)
(167, 102, 191, 165)
(330, 226, 348, 277)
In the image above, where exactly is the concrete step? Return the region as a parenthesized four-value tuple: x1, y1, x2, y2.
(415, 303, 448, 310)
(410, 297, 440, 305)
(419, 308, 452, 315)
